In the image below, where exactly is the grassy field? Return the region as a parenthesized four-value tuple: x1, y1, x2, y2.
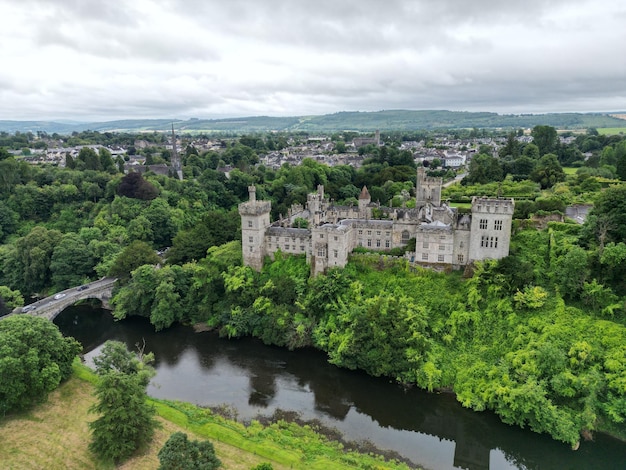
(597, 127, 626, 135)
(563, 166, 578, 176)
(0, 364, 414, 469)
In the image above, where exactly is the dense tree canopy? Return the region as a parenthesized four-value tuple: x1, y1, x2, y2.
(0, 315, 81, 415)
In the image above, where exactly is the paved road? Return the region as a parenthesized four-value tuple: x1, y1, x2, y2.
(443, 172, 466, 188)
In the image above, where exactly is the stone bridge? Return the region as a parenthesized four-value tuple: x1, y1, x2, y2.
(12, 278, 118, 321)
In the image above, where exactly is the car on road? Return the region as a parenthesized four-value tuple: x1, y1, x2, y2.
(53, 293, 66, 300)
(21, 305, 37, 312)
(77, 285, 89, 291)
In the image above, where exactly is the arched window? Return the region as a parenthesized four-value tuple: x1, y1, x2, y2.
(401, 230, 410, 242)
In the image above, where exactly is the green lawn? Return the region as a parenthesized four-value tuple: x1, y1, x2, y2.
(597, 127, 626, 135)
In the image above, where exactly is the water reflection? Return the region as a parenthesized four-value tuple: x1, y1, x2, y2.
(55, 306, 626, 470)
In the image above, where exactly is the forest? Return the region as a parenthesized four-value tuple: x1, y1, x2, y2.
(1, 127, 626, 449)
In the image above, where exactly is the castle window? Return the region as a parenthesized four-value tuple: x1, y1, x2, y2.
(292, 245, 295, 250)
(334, 236, 338, 241)
(367, 230, 372, 236)
(440, 235, 446, 240)
(320, 234, 323, 239)
(249, 247, 253, 252)
(422, 253, 429, 261)
(334, 250, 338, 258)
(439, 244, 445, 251)
(248, 221, 252, 228)
(458, 254, 464, 263)
(494, 220, 503, 231)
(377, 231, 381, 236)
(285, 245, 289, 250)
(402, 231, 410, 241)
(367, 239, 372, 247)
(317, 248, 326, 257)
(438, 254, 445, 262)
(480, 235, 487, 247)
(376, 240, 381, 247)
(479, 219, 488, 230)
(423, 241, 429, 249)
(490, 237, 494, 248)
(300, 246, 305, 251)
(358, 230, 363, 235)
(385, 240, 390, 248)
(249, 236, 253, 243)
(285, 237, 289, 242)
(460, 241, 464, 248)
(494, 237, 498, 248)
(386, 231, 390, 237)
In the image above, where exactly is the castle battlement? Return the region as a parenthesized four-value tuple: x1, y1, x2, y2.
(238, 201, 272, 216)
(471, 197, 515, 214)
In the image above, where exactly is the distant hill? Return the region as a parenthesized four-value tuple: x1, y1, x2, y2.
(2, 110, 626, 134)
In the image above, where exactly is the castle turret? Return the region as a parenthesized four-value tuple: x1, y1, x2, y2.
(239, 186, 271, 271)
(416, 167, 442, 208)
(468, 197, 514, 262)
(358, 186, 371, 217)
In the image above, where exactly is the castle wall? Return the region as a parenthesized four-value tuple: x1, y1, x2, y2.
(265, 227, 311, 259)
(414, 226, 454, 264)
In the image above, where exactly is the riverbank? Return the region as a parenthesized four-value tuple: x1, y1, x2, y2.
(0, 362, 415, 469)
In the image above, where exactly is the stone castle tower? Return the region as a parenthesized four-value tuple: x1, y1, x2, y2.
(416, 167, 441, 207)
(239, 186, 271, 271)
(468, 197, 514, 262)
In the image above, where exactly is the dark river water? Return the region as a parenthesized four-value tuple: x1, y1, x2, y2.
(55, 305, 626, 470)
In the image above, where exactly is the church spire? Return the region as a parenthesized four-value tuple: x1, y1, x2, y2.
(170, 123, 183, 180)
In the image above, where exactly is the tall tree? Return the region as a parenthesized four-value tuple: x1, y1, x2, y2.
(89, 341, 157, 464)
(531, 125, 558, 156)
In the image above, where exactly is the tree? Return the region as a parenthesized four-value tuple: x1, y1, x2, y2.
(531, 125, 558, 156)
(530, 153, 565, 189)
(14, 226, 63, 295)
(586, 184, 626, 245)
(117, 172, 159, 200)
(50, 232, 94, 290)
(108, 240, 160, 280)
(78, 147, 101, 171)
(157, 432, 221, 470)
(166, 210, 240, 264)
(0, 315, 81, 415)
(464, 154, 503, 185)
(0, 200, 19, 242)
(89, 341, 158, 464)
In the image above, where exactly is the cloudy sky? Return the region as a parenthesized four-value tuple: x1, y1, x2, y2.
(1, 0, 625, 121)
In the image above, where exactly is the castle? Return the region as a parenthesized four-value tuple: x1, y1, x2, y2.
(239, 168, 514, 275)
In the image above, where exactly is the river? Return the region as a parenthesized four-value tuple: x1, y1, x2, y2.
(54, 305, 626, 470)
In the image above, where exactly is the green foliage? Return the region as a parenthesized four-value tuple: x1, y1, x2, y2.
(158, 432, 221, 470)
(117, 172, 159, 200)
(89, 341, 158, 464)
(0, 315, 81, 415)
(464, 153, 503, 185)
(108, 240, 160, 280)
